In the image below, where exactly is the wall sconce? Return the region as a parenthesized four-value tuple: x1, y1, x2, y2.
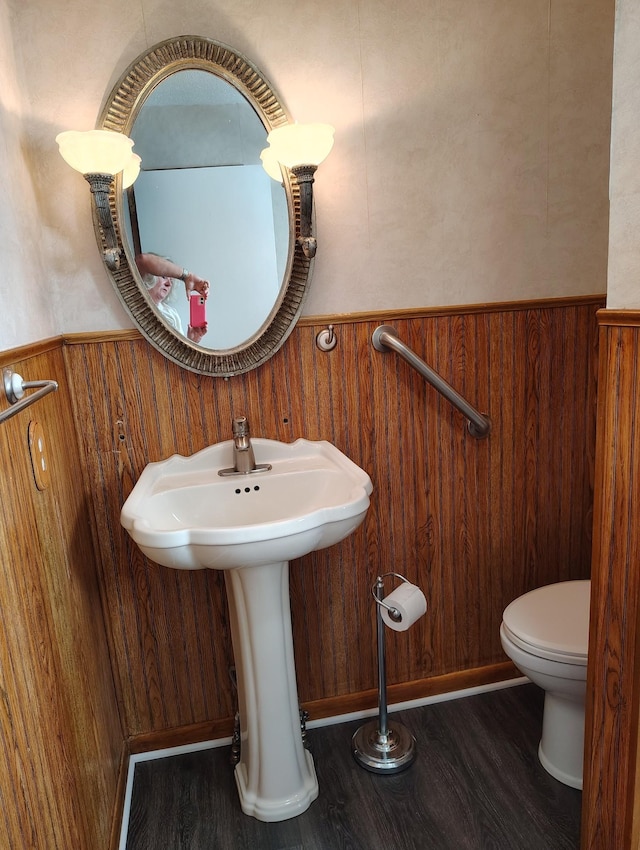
(262, 123, 335, 259)
(56, 129, 139, 270)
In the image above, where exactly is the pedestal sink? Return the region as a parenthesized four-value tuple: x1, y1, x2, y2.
(121, 437, 372, 821)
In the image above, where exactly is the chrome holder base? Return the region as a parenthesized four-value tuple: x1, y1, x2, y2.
(352, 717, 416, 774)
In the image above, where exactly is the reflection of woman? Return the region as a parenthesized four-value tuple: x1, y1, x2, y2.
(142, 272, 209, 344)
(135, 253, 209, 344)
(135, 253, 210, 300)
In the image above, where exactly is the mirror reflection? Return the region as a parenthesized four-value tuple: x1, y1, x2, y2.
(135, 252, 211, 344)
(125, 70, 289, 350)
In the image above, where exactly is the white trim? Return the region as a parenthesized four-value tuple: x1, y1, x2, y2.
(118, 676, 528, 849)
(307, 675, 529, 729)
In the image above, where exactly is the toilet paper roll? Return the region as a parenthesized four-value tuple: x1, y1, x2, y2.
(380, 582, 427, 631)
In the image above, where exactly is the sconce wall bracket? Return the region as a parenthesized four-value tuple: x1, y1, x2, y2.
(291, 164, 318, 259)
(84, 172, 120, 270)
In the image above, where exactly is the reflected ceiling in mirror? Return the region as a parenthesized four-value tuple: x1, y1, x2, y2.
(98, 36, 311, 377)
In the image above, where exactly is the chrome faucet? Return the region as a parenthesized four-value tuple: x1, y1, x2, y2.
(218, 416, 272, 476)
(232, 416, 256, 473)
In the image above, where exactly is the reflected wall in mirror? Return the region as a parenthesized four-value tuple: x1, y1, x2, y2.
(98, 36, 311, 376)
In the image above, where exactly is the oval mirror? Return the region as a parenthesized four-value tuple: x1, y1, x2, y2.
(98, 36, 311, 377)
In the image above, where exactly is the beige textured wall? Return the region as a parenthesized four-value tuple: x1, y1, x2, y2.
(0, 0, 55, 346)
(607, 0, 640, 309)
(4, 0, 614, 348)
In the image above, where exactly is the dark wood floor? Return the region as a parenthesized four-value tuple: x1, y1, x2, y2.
(125, 684, 582, 849)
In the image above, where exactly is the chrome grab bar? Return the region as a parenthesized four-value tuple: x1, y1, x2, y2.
(1, 368, 58, 425)
(372, 325, 491, 438)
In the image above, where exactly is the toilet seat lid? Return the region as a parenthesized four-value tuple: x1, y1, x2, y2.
(502, 580, 590, 663)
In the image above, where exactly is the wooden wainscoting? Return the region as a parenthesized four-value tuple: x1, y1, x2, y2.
(583, 311, 640, 850)
(63, 297, 601, 746)
(0, 342, 122, 850)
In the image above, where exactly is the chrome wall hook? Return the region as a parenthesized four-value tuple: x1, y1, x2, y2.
(316, 324, 337, 352)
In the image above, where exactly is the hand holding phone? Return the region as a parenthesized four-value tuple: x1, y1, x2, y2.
(189, 293, 207, 328)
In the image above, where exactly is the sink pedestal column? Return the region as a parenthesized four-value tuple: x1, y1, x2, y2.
(224, 560, 318, 821)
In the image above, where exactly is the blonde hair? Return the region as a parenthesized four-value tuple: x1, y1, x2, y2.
(140, 255, 179, 305)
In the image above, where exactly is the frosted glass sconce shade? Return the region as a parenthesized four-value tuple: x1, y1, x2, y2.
(122, 153, 142, 189)
(266, 123, 335, 168)
(55, 129, 134, 176)
(259, 146, 283, 182)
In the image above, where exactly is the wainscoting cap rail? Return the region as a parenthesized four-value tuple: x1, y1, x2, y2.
(1, 368, 58, 424)
(371, 325, 491, 438)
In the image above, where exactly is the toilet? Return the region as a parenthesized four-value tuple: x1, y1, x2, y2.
(499, 579, 590, 790)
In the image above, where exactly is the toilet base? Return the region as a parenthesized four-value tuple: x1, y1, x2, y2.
(538, 691, 585, 790)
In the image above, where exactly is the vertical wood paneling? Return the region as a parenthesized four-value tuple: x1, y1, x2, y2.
(0, 345, 122, 850)
(64, 300, 600, 741)
(583, 318, 640, 850)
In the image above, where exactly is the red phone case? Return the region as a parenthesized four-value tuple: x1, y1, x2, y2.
(190, 294, 206, 328)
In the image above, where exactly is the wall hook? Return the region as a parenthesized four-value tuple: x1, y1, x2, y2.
(316, 324, 337, 352)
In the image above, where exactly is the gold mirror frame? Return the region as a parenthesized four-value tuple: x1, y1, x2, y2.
(97, 36, 311, 377)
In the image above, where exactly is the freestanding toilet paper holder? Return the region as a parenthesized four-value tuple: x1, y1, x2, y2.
(351, 573, 417, 773)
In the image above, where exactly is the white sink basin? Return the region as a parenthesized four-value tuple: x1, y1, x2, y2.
(121, 437, 372, 570)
